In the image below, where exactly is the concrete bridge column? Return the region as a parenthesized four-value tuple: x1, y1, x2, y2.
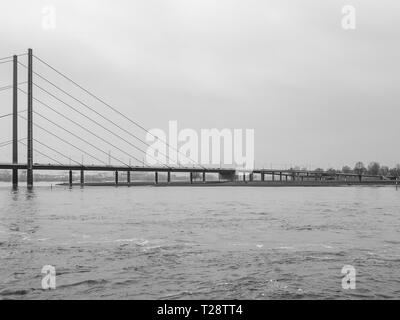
(167, 171, 171, 183)
(69, 170, 73, 186)
(272, 173, 275, 181)
(155, 172, 158, 184)
(202, 171, 206, 183)
(261, 173, 265, 182)
(127, 171, 131, 185)
(80, 170, 84, 185)
(190, 172, 193, 184)
(280, 172, 282, 181)
(115, 171, 119, 185)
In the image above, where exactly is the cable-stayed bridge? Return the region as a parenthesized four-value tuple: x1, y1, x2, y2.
(0, 49, 387, 187)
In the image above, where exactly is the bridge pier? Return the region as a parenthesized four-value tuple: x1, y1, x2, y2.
(80, 170, 84, 185)
(155, 172, 158, 184)
(69, 170, 72, 186)
(127, 171, 131, 185)
(261, 172, 265, 182)
(115, 171, 118, 185)
(190, 172, 193, 184)
(12, 55, 18, 188)
(280, 172, 282, 181)
(272, 172, 275, 181)
(202, 171, 206, 183)
(249, 173, 253, 182)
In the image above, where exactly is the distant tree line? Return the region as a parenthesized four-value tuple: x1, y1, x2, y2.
(313, 162, 400, 177)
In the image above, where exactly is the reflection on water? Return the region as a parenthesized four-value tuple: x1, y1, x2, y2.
(0, 185, 399, 299)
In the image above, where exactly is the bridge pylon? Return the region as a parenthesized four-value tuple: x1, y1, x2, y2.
(27, 48, 33, 187)
(12, 55, 18, 188)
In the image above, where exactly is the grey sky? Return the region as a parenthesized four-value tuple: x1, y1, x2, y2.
(0, 0, 399, 169)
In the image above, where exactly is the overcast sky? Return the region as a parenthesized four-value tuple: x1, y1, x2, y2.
(0, 0, 399, 169)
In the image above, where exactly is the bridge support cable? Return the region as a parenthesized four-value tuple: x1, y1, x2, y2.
(19, 140, 64, 165)
(0, 84, 13, 92)
(28, 78, 177, 168)
(0, 113, 13, 119)
(0, 56, 13, 61)
(31, 111, 132, 168)
(18, 114, 109, 166)
(0, 140, 25, 152)
(0, 139, 15, 148)
(0, 138, 26, 149)
(31, 55, 205, 169)
(0, 110, 27, 120)
(0, 60, 13, 66)
(33, 139, 83, 166)
(0, 82, 27, 93)
(18, 61, 177, 167)
(0, 139, 13, 147)
(18, 88, 170, 169)
(0, 53, 26, 61)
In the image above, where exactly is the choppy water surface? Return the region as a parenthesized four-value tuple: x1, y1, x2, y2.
(0, 185, 399, 299)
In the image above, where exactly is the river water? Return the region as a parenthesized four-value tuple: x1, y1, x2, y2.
(0, 185, 399, 299)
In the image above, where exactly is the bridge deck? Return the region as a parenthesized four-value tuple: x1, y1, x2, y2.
(0, 163, 235, 173)
(0, 163, 384, 179)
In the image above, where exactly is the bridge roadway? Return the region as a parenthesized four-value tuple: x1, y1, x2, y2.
(0, 163, 381, 178)
(0, 163, 234, 174)
(0, 163, 379, 174)
(0, 163, 384, 180)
